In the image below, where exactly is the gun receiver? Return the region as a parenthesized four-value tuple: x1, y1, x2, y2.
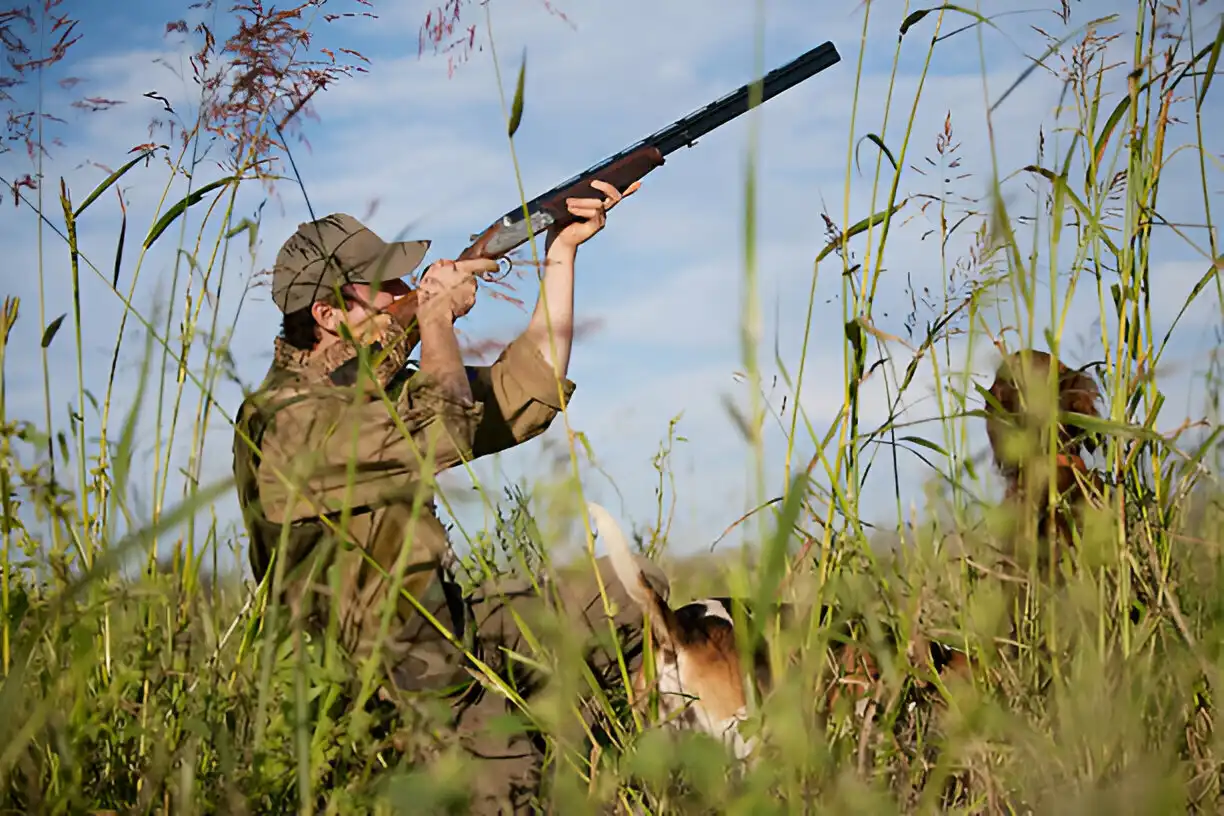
(330, 40, 840, 386)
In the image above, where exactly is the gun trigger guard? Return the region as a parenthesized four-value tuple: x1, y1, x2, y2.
(488, 256, 513, 282)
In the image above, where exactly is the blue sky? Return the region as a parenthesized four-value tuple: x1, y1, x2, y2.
(1, 0, 1221, 570)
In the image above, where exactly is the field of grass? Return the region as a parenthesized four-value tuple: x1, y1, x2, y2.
(2, 0, 1224, 813)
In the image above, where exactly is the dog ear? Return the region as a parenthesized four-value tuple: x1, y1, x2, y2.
(1056, 365, 1102, 456)
(588, 502, 678, 651)
(985, 367, 1021, 475)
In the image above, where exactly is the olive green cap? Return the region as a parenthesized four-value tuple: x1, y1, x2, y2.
(271, 213, 430, 313)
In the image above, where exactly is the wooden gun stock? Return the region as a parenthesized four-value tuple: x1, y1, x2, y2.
(458, 145, 665, 261)
(533, 147, 664, 220)
(384, 291, 422, 351)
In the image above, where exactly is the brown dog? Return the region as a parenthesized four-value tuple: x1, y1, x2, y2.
(984, 349, 1105, 564)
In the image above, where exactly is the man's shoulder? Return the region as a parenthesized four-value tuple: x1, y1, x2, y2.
(235, 366, 344, 435)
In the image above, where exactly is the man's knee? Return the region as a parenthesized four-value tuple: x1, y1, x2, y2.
(378, 578, 480, 695)
(452, 689, 542, 814)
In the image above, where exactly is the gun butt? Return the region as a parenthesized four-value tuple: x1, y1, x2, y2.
(385, 290, 421, 335)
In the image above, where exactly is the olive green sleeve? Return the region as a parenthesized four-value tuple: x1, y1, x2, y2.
(255, 376, 484, 525)
(467, 336, 577, 460)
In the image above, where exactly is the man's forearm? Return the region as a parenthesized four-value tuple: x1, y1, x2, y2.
(525, 238, 577, 379)
(417, 305, 473, 407)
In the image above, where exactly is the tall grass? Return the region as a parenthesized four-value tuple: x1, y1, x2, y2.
(2, 0, 1223, 812)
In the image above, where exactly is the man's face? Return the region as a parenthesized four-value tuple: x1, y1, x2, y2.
(342, 278, 412, 323)
(311, 277, 412, 345)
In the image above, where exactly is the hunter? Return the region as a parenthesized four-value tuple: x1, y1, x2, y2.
(231, 179, 668, 812)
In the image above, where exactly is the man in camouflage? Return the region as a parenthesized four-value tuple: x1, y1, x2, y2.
(232, 180, 668, 812)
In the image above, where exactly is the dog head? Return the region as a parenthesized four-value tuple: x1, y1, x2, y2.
(588, 502, 762, 760)
(986, 349, 1101, 482)
(985, 349, 1105, 553)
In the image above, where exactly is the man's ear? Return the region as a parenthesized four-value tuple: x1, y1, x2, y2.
(311, 300, 340, 334)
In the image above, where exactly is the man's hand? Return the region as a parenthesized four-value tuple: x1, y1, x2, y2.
(417, 258, 498, 321)
(546, 178, 640, 251)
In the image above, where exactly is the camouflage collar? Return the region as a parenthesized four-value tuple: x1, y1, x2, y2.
(271, 319, 413, 391)
(272, 336, 356, 385)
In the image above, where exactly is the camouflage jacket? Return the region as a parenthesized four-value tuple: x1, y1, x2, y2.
(232, 329, 576, 628)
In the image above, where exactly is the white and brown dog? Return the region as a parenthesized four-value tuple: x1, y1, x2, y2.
(588, 502, 973, 764)
(588, 502, 767, 761)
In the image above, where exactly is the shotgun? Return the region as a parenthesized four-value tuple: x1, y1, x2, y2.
(332, 40, 841, 386)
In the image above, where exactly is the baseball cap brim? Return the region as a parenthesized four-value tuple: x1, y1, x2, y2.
(272, 238, 431, 313)
(352, 239, 432, 287)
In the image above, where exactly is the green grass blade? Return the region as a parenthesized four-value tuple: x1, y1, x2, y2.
(816, 200, 907, 264)
(508, 49, 527, 138)
(1197, 15, 1224, 111)
(900, 5, 997, 39)
(855, 133, 899, 173)
(113, 197, 127, 289)
(71, 147, 159, 219)
(143, 177, 237, 250)
(39, 314, 65, 348)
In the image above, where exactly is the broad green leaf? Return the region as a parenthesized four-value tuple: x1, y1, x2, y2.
(815, 200, 907, 264)
(1198, 17, 1224, 112)
(144, 176, 236, 249)
(1093, 93, 1133, 175)
(899, 434, 949, 457)
(113, 203, 127, 289)
(226, 217, 259, 255)
(72, 147, 159, 218)
(225, 218, 252, 239)
(40, 314, 66, 348)
(855, 133, 898, 173)
(508, 50, 527, 138)
(900, 5, 994, 38)
(1060, 410, 1161, 444)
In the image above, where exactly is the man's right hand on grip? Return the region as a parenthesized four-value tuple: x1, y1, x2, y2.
(416, 257, 498, 321)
